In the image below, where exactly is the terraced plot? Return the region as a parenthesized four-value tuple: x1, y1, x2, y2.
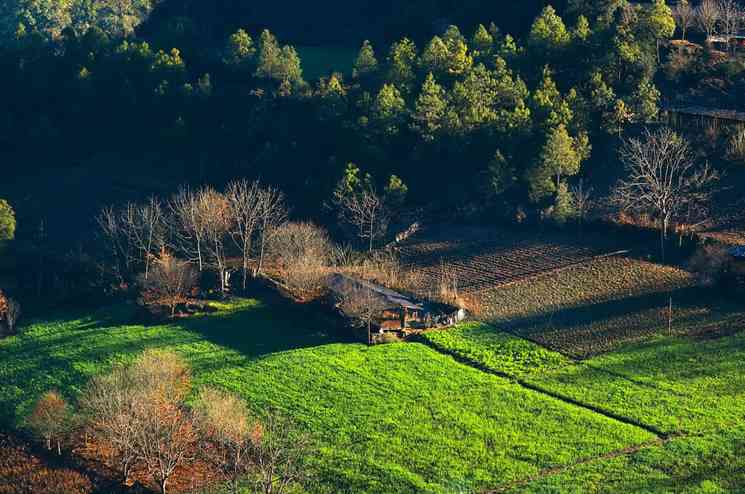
(397, 227, 619, 296)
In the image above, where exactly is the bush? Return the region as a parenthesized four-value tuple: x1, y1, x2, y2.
(27, 391, 69, 455)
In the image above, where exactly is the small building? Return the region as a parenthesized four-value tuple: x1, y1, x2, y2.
(326, 273, 466, 337)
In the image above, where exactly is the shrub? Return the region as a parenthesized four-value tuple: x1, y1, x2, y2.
(27, 391, 69, 455)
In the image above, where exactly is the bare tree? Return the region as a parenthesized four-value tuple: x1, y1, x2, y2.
(27, 391, 69, 455)
(570, 179, 594, 227)
(248, 410, 312, 494)
(337, 189, 389, 252)
(697, 0, 721, 39)
(268, 222, 332, 293)
(225, 179, 262, 290)
(197, 187, 233, 294)
(169, 187, 208, 272)
(717, 0, 745, 50)
(613, 128, 719, 259)
(255, 185, 288, 277)
(673, 0, 696, 40)
(79, 366, 139, 482)
(140, 251, 198, 317)
(124, 197, 168, 281)
(193, 387, 260, 494)
(336, 284, 388, 344)
(132, 401, 196, 494)
(97, 206, 135, 280)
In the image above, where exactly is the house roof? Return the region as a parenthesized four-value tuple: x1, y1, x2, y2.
(326, 273, 424, 311)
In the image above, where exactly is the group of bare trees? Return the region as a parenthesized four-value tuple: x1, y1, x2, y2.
(98, 180, 287, 297)
(674, 0, 745, 44)
(28, 350, 311, 494)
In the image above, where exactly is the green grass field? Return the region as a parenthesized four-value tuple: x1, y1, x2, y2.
(0, 298, 653, 494)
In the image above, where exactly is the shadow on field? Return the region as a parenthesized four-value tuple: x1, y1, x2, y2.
(487, 286, 745, 358)
(178, 295, 350, 360)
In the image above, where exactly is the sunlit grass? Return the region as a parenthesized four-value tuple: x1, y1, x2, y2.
(0, 298, 653, 493)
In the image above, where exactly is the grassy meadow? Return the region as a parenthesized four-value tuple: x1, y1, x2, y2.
(0, 297, 654, 494)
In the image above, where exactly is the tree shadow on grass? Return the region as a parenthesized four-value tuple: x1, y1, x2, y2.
(177, 296, 352, 360)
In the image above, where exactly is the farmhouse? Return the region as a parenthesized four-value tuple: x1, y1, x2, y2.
(326, 273, 465, 335)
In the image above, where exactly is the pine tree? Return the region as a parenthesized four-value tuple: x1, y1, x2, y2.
(551, 182, 576, 224)
(373, 84, 406, 136)
(421, 36, 450, 76)
(256, 29, 282, 80)
(471, 24, 494, 55)
(411, 73, 447, 142)
(573, 15, 591, 42)
(0, 199, 15, 242)
(529, 5, 571, 52)
(645, 0, 675, 61)
(353, 40, 378, 78)
(386, 38, 418, 92)
(224, 29, 255, 69)
(528, 124, 584, 201)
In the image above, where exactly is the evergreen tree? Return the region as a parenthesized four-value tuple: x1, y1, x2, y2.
(420, 35, 450, 76)
(632, 78, 660, 123)
(529, 5, 571, 52)
(372, 83, 406, 136)
(471, 24, 494, 56)
(386, 38, 418, 92)
(384, 175, 408, 208)
(528, 123, 584, 201)
(645, 0, 675, 61)
(0, 199, 15, 242)
(224, 28, 255, 69)
(486, 150, 516, 197)
(256, 29, 282, 80)
(411, 73, 447, 142)
(551, 181, 576, 224)
(573, 15, 591, 42)
(353, 40, 378, 78)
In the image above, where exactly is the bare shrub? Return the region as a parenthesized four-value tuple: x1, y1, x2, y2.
(27, 391, 69, 455)
(193, 387, 261, 494)
(268, 222, 332, 294)
(688, 244, 732, 285)
(726, 125, 745, 163)
(140, 251, 198, 317)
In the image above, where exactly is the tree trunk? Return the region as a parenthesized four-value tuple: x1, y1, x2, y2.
(56, 439, 61, 456)
(160, 478, 167, 494)
(257, 218, 268, 277)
